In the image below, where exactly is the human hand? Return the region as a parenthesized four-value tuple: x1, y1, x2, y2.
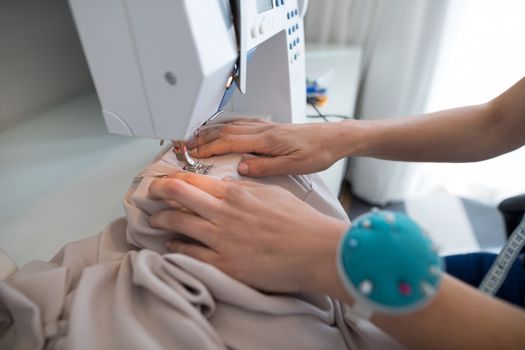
(187, 119, 348, 177)
(148, 171, 350, 295)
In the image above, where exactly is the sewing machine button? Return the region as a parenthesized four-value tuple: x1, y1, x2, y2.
(251, 26, 257, 38)
(287, 12, 290, 19)
(259, 23, 264, 35)
(294, 9, 298, 16)
(281, 0, 284, 5)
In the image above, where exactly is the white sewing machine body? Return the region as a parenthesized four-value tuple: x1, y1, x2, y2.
(69, 0, 307, 141)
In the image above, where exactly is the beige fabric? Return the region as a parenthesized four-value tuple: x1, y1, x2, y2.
(126, 150, 349, 253)
(0, 147, 404, 350)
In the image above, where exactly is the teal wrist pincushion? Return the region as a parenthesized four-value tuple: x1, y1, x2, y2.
(338, 210, 444, 317)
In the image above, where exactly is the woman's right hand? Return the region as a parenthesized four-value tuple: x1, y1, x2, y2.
(187, 119, 351, 177)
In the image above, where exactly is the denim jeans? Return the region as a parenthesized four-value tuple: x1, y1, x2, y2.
(445, 252, 525, 308)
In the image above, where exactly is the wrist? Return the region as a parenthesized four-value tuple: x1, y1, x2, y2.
(303, 219, 351, 299)
(336, 119, 379, 158)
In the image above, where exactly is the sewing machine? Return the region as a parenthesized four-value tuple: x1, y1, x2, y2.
(68, 0, 307, 171)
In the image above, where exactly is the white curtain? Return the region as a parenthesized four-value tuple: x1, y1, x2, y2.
(305, 0, 450, 204)
(424, 0, 525, 205)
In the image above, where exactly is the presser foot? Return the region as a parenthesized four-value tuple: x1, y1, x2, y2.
(172, 140, 213, 175)
(182, 163, 213, 175)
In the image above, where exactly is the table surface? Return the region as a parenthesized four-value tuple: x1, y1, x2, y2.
(0, 45, 362, 267)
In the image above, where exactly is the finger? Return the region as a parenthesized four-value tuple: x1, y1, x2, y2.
(166, 241, 218, 265)
(165, 199, 184, 209)
(149, 178, 221, 218)
(150, 210, 217, 247)
(227, 118, 272, 125)
(238, 156, 294, 177)
(164, 172, 228, 198)
(188, 123, 271, 149)
(189, 134, 270, 158)
(203, 122, 271, 134)
(187, 125, 238, 148)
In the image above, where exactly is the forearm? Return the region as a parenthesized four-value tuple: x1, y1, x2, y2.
(326, 274, 525, 350)
(340, 104, 500, 162)
(337, 77, 525, 163)
(373, 275, 525, 350)
(352, 104, 495, 162)
(312, 220, 525, 350)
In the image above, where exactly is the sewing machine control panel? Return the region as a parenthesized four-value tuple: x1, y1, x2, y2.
(247, 0, 305, 67)
(232, 0, 306, 127)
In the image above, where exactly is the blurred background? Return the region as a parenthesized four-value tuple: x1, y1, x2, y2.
(306, 0, 525, 206)
(1, 0, 525, 266)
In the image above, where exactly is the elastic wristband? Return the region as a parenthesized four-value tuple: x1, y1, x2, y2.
(337, 210, 444, 319)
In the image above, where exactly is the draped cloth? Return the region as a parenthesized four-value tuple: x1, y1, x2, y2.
(0, 147, 403, 350)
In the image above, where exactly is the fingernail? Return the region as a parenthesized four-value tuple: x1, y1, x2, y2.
(186, 139, 196, 148)
(238, 162, 248, 175)
(166, 240, 174, 249)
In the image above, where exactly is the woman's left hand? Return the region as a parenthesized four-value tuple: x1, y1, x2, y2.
(148, 172, 349, 295)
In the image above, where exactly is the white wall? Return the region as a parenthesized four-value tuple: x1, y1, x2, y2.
(0, 0, 93, 127)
